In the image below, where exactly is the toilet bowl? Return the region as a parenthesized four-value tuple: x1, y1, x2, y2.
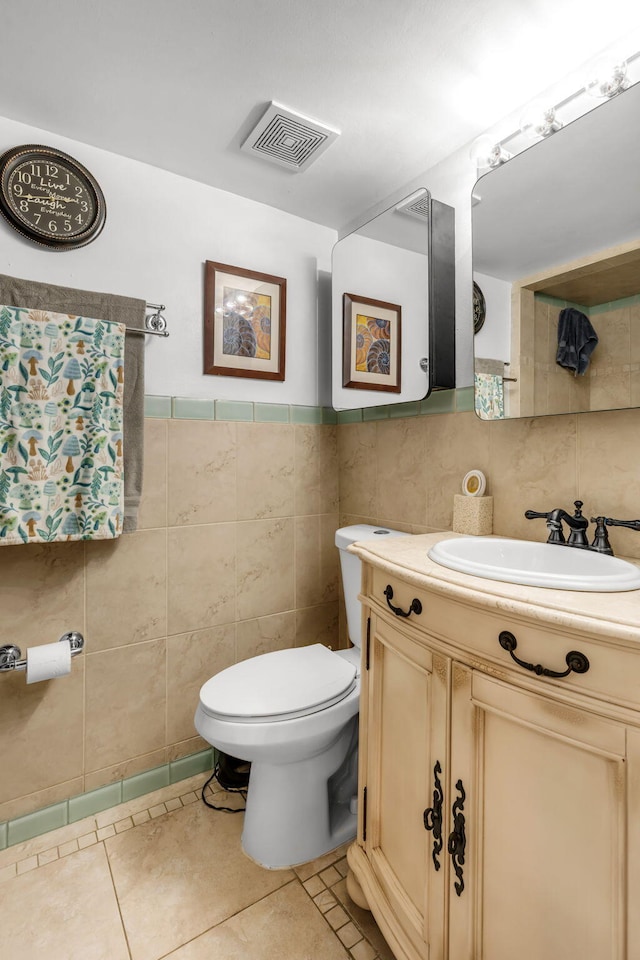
(194, 524, 407, 869)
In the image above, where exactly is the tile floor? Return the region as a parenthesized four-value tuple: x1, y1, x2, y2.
(0, 772, 394, 960)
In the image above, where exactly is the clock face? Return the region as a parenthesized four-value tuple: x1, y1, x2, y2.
(0, 145, 106, 249)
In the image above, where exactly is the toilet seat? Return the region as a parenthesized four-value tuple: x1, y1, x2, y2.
(199, 644, 357, 723)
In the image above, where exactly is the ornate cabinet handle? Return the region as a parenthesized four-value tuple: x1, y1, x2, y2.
(423, 760, 444, 871)
(498, 631, 590, 679)
(384, 584, 422, 618)
(447, 779, 466, 897)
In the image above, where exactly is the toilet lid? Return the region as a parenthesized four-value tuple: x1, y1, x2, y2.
(199, 644, 357, 723)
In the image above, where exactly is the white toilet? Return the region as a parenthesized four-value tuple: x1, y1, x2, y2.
(194, 523, 407, 869)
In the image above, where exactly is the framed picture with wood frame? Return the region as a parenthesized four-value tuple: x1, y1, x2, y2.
(204, 260, 286, 380)
(342, 292, 401, 392)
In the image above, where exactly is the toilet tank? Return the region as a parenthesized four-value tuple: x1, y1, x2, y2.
(335, 525, 408, 647)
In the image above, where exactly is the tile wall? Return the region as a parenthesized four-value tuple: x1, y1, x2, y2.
(531, 294, 640, 415)
(0, 406, 340, 825)
(338, 399, 640, 561)
(5, 385, 640, 836)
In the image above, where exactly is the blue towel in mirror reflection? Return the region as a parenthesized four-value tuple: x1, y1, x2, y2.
(556, 307, 598, 375)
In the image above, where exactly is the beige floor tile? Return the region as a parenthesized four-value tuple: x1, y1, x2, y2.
(294, 845, 348, 882)
(0, 844, 129, 960)
(105, 801, 294, 960)
(166, 880, 348, 959)
(0, 814, 97, 870)
(332, 878, 395, 960)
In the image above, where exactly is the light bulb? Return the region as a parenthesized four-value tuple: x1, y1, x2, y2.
(469, 135, 511, 171)
(519, 101, 563, 140)
(585, 56, 629, 98)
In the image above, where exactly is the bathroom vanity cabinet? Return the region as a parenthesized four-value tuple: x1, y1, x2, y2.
(346, 533, 640, 960)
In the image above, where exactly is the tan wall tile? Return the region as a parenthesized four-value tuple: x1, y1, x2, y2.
(0, 541, 85, 649)
(488, 414, 578, 541)
(83, 749, 168, 793)
(0, 665, 84, 805)
(85, 640, 166, 772)
(236, 611, 296, 662)
(166, 736, 211, 762)
(236, 423, 294, 520)
(337, 421, 377, 518)
(294, 425, 339, 516)
(138, 418, 167, 529)
(577, 407, 640, 559)
(168, 523, 236, 634)
(86, 529, 167, 650)
(237, 518, 294, 620)
(294, 514, 339, 608)
(167, 624, 235, 743)
(295, 602, 340, 650)
(422, 412, 491, 530)
(375, 418, 427, 526)
(168, 420, 236, 526)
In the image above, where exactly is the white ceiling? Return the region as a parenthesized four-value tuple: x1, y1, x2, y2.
(1, 0, 639, 231)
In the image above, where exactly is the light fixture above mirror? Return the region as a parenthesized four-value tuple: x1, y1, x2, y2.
(472, 75, 640, 421)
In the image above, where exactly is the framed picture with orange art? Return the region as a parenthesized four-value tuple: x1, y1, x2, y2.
(204, 260, 287, 380)
(342, 292, 401, 392)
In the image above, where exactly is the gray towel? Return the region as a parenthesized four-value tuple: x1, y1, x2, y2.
(0, 274, 145, 532)
(556, 307, 598, 376)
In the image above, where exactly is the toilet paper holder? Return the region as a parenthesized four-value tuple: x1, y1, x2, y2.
(0, 632, 84, 673)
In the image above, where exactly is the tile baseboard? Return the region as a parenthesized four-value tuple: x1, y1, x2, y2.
(1, 748, 214, 850)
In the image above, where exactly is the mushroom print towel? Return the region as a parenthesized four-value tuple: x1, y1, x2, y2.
(0, 304, 125, 544)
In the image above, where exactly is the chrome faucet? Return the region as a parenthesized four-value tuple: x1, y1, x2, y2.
(524, 501, 640, 557)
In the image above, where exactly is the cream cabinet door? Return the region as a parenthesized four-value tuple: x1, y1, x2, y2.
(363, 613, 450, 960)
(448, 664, 632, 960)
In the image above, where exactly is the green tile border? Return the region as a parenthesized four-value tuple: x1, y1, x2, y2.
(254, 402, 290, 423)
(144, 389, 479, 426)
(173, 397, 216, 420)
(1, 748, 214, 849)
(68, 782, 122, 824)
(455, 386, 475, 412)
(420, 389, 456, 415)
(215, 400, 254, 422)
(144, 395, 172, 418)
(290, 405, 323, 424)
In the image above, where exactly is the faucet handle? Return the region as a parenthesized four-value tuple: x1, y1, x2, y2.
(572, 500, 584, 516)
(589, 517, 614, 555)
(605, 517, 640, 531)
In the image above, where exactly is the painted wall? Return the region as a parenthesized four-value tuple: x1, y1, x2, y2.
(473, 271, 511, 363)
(0, 116, 336, 407)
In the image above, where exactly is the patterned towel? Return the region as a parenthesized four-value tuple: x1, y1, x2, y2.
(0, 305, 125, 545)
(474, 372, 505, 420)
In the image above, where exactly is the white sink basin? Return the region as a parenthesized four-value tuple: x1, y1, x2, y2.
(428, 537, 640, 592)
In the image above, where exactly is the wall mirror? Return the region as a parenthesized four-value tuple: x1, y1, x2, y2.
(331, 190, 455, 410)
(472, 80, 640, 420)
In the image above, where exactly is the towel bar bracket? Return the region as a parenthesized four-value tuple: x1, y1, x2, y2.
(0, 632, 84, 673)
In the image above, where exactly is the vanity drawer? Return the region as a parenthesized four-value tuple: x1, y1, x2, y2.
(368, 566, 640, 714)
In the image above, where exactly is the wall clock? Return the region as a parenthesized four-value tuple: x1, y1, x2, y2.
(0, 144, 106, 250)
(473, 281, 486, 334)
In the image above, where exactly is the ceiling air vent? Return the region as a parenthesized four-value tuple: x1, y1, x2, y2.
(241, 102, 340, 172)
(395, 189, 431, 221)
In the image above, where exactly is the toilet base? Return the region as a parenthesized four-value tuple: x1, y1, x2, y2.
(241, 716, 358, 869)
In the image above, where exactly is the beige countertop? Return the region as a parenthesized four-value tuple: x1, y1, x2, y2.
(350, 531, 640, 646)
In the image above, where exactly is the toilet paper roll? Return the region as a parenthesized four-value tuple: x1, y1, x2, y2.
(26, 640, 71, 684)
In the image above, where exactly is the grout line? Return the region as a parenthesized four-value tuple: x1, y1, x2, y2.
(103, 839, 134, 960)
(2, 788, 380, 959)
